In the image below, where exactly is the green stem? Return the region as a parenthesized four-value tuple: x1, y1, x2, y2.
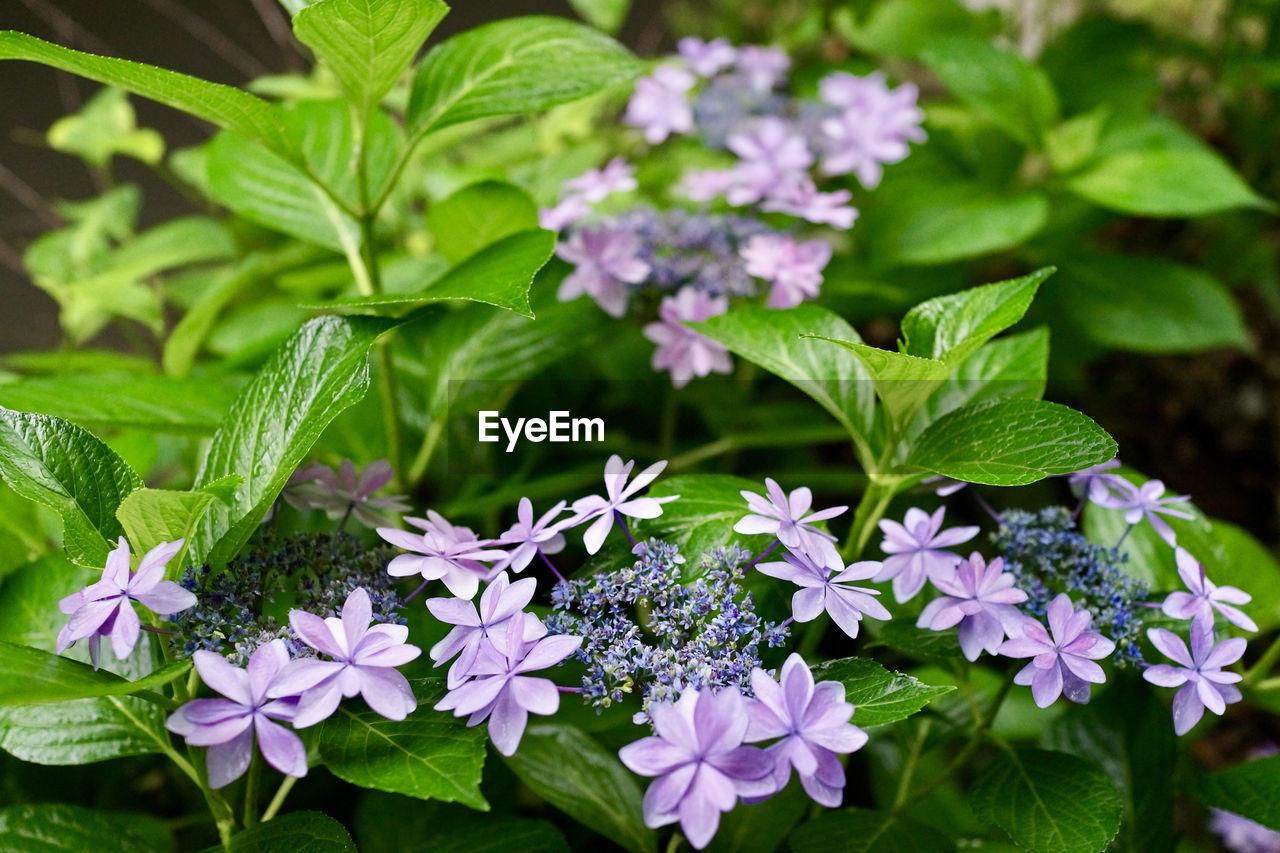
(407, 417, 445, 486)
(243, 752, 262, 828)
(892, 718, 933, 810)
(261, 775, 298, 823)
(376, 345, 404, 480)
(1254, 676, 1280, 692)
(841, 478, 898, 561)
(1242, 632, 1280, 688)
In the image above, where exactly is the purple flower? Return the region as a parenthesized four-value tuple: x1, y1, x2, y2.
(563, 156, 637, 203)
(618, 687, 774, 849)
(267, 588, 421, 728)
(923, 475, 969, 497)
(1000, 594, 1116, 708)
(1067, 458, 1133, 509)
(818, 72, 925, 189)
(572, 455, 678, 554)
(917, 553, 1028, 661)
(539, 195, 591, 232)
(739, 234, 831, 309)
(166, 640, 306, 788)
(745, 653, 867, 806)
(625, 65, 696, 144)
(759, 179, 858, 229)
(377, 511, 507, 600)
(643, 287, 733, 387)
(1162, 546, 1256, 632)
(556, 225, 650, 317)
(493, 498, 571, 573)
(734, 477, 847, 567)
(757, 552, 889, 638)
(874, 507, 979, 604)
(681, 168, 737, 202)
(57, 537, 195, 669)
(678, 36, 737, 77)
(284, 459, 410, 528)
(1209, 808, 1280, 853)
(426, 571, 544, 688)
(434, 613, 581, 756)
(1118, 479, 1193, 546)
(734, 45, 790, 92)
(1143, 621, 1245, 735)
(723, 117, 813, 206)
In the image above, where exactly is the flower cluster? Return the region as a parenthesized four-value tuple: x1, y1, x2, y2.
(990, 506, 1147, 666)
(547, 540, 788, 720)
(171, 531, 403, 665)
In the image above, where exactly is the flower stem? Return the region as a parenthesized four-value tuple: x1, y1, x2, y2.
(243, 752, 261, 828)
(538, 549, 567, 583)
(261, 775, 297, 823)
(404, 577, 432, 602)
(841, 479, 897, 562)
(1115, 523, 1135, 549)
(892, 718, 933, 811)
(743, 539, 779, 572)
(615, 510, 637, 546)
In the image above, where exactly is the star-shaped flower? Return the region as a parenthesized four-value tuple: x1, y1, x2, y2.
(426, 571, 544, 688)
(734, 477, 846, 567)
(1117, 479, 1193, 546)
(377, 511, 507, 600)
(1143, 621, 1245, 735)
(916, 553, 1028, 661)
(999, 594, 1116, 708)
(492, 498, 571, 573)
(555, 225, 651, 317)
(572, 455, 678, 554)
(756, 552, 889, 639)
(1161, 547, 1256, 632)
(874, 506, 979, 603)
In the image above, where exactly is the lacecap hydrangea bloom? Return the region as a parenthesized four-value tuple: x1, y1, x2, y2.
(875, 506, 979, 603)
(1143, 619, 1245, 735)
(999, 593, 1116, 708)
(916, 552, 1028, 661)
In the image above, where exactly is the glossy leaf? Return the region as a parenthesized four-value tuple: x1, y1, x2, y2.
(224, 811, 356, 853)
(0, 640, 189, 707)
(316, 230, 553, 318)
(809, 656, 954, 727)
(503, 724, 655, 853)
(0, 373, 247, 434)
(191, 315, 395, 568)
(426, 181, 540, 264)
(115, 477, 240, 573)
(1187, 754, 1280, 833)
(0, 407, 142, 566)
(317, 679, 488, 810)
(425, 819, 569, 853)
(836, 0, 983, 59)
(970, 748, 1123, 853)
(0, 803, 173, 853)
(693, 306, 875, 450)
(806, 337, 948, 432)
(407, 17, 638, 137)
(294, 0, 448, 115)
(907, 399, 1116, 486)
(900, 268, 1052, 364)
(789, 808, 954, 853)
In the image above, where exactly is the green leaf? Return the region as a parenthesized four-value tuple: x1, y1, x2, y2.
(0, 31, 297, 165)
(789, 808, 955, 853)
(1045, 252, 1249, 353)
(907, 399, 1116, 486)
(869, 618, 963, 663)
(1187, 754, 1280, 832)
(407, 17, 639, 138)
(566, 0, 630, 33)
(0, 803, 173, 853)
(116, 477, 240, 573)
(0, 407, 142, 566)
(427, 819, 569, 853)
(862, 183, 1049, 267)
(901, 268, 1052, 363)
(1066, 115, 1270, 217)
(835, 0, 983, 59)
(806, 337, 948, 432)
(192, 315, 394, 567)
(426, 181, 540, 264)
(705, 778, 810, 853)
(502, 724, 655, 853)
(0, 373, 247, 434)
(693, 306, 875, 451)
(224, 811, 356, 853)
(633, 474, 769, 568)
(293, 0, 448, 116)
(318, 679, 488, 810)
(809, 656, 954, 727)
(0, 640, 189, 707)
(919, 34, 1059, 146)
(47, 86, 164, 167)
(315, 230, 553, 318)
(970, 748, 1123, 853)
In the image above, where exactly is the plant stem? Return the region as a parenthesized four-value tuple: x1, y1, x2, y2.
(261, 775, 298, 823)
(407, 419, 445, 486)
(243, 752, 261, 828)
(841, 478, 898, 561)
(892, 718, 933, 810)
(1242, 631, 1280, 688)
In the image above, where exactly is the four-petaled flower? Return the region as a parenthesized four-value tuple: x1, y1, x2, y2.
(917, 553, 1028, 661)
(1162, 547, 1257, 632)
(57, 537, 195, 669)
(493, 498, 571, 573)
(166, 640, 306, 788)
(624, 65, 696, 144)
(999, 594, 1116, 708)
(284, 459, 409, 528)
(757, 552, 889, 639)
(435, 613, 582, 756)
(426, 572, 544, 688)
(875, 506, 979, 603)
(269, 587, 421, 728)
(619, 687, 774, 850)
(739, 234, 832, 309)
(745, 653, 867, 806)
(734, 477, 847, 567)
(377, 511, 507, 600)
(1117, 479, 1193, 546)
(572, 455, 678, 554)
(1143, 621, 1245, 735)
(555, 225, 651, 318)
(643, 287, 733, 387)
